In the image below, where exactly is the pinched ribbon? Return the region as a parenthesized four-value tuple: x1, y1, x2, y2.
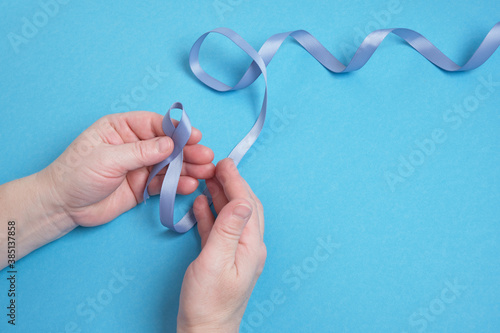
(145, 23, 500, 233)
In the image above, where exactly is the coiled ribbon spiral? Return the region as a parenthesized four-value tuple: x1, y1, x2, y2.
(144, 24, 500, 233)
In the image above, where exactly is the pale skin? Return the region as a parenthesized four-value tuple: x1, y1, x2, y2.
(0, 111, 266, 332)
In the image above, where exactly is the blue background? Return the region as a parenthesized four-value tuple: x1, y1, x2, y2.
(1, 0, 499, 332)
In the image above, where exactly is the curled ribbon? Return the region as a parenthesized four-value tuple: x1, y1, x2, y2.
(145, 24, 500, 233)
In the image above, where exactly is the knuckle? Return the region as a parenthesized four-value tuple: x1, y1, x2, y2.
(256, 245, 267, 275)
(256, 264, 265, 277)
(233, 198, 252, 208)
(214, 221, 242, 240)
(99, 114, 114, 124)
(255, 197, 263, 211)
(98, 115, 117, 131)
(134, 141, 149, 162)
(260, 244, 267, 263)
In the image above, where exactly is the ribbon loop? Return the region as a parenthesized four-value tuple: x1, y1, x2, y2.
(143, 102, 192, 232)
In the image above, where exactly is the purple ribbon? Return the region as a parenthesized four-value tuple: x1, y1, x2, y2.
(142, 102, 193, 232)
(145, 24, 500, 233)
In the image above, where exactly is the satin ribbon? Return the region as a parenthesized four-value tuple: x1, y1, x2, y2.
(142, 102, 193, 232)
(145, 23, 500, 233)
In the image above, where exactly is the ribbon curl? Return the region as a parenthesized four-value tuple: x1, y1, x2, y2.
(145, 24, 500, 233)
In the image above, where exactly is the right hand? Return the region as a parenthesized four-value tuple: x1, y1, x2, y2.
(177, 158, 266, 332)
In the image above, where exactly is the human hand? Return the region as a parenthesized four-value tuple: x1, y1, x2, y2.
(39, 111, 215, 228)
(177, 158, 266, 333)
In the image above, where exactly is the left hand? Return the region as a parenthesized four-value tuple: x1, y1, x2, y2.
(39, 111, 215, 227)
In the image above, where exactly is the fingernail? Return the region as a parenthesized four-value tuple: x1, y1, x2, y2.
(157, 137, 171, 153)
(233, 204, 252, 220)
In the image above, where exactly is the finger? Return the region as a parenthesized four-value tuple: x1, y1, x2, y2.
(80, 180, 140, 224)
(101, 112, 164, 143)
(181, 162, 215, 179)
(215, 158, 252, 201)
(177, 176, 199, 195)
(206, 177, 228, 214)
(216, 158, 263, 240)
(185, 126, 202, 145)
(146, 165, 166, 176)
(104, 112, 203, 145)
(102, 136, 173, 174)
(143, 173, 165, 196)
(258, 198, 265, 238)
(183, 145, 214, 164)
(145, 162, 215, 182)
(201, 199, 253, 265)
(193, 195, 215, 248)
(249, 192, 265, 239)
(142, 174, 199, 196)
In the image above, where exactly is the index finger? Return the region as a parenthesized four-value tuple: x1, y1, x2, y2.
(215, 158, 263, 239)
(104, 111, 202, 145)
(215, 158, 253, 201)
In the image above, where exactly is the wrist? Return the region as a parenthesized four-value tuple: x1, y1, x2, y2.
(27, 170, 77, 243)
(177, 316, 240, 333)
(0, 170, 77, 269)
(177, 323, 239, 333)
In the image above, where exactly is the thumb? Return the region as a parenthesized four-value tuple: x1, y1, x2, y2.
(103, 136, 173, 173)
(202, 199, 253, 265)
